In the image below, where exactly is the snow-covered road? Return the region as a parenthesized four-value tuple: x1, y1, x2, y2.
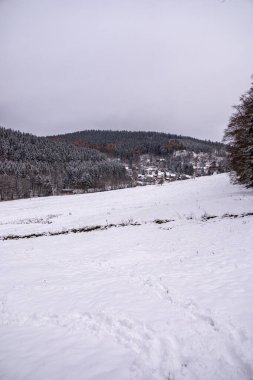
(0, 175, 253, 379)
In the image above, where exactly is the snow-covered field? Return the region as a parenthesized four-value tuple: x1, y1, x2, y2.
(0, 174, 253, 380)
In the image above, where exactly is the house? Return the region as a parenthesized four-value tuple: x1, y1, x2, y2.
(144, 167, 156, 176)
(165, 172, 177, 181)
(61, 189, 74, 195)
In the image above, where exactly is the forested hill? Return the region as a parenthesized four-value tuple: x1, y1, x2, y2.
(0, 127, 129, 200)
(0, 126, 227, 201)
(50, 130, 226, 160)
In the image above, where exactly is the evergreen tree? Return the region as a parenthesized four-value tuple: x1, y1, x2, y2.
(224, 84, 253, 187)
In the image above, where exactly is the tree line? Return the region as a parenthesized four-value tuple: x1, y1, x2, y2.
(0, 127, 129, 201)
(51, 130, 226, 163)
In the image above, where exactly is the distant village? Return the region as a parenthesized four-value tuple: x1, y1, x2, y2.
(124, 150, 227, 186)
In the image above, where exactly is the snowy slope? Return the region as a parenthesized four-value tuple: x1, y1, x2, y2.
(0, 174, 253, 380)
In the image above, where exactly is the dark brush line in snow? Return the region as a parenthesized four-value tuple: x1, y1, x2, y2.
(1, 212, 252, 241)
(153, 219, 175, 224)
(222, 212, 253, 219)
(0, 221, 142, 241)
(201, 212, 253, 222)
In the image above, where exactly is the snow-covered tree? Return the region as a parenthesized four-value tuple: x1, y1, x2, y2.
(224, 84, 253, 187)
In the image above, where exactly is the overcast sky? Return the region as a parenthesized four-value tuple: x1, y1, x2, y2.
(0, 0, 252, 141)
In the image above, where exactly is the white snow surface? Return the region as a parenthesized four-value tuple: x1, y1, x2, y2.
(0, 174, 253, 380)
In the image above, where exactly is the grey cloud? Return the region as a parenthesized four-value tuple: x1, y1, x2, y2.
(0, 0, 252, 140)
